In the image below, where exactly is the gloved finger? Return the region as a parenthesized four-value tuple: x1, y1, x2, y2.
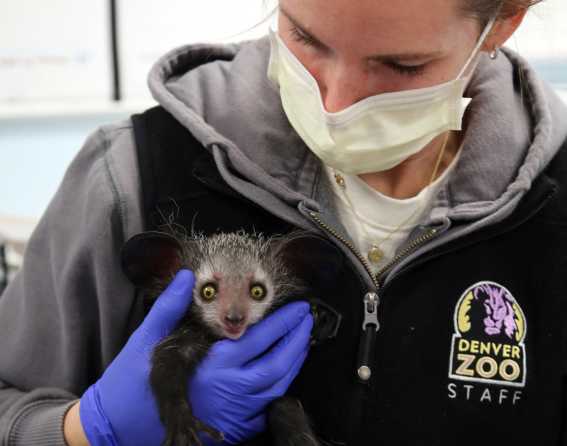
(214, 301, 311, 367)
(244, 314, 313, 391)
(246, 412, 266, 433)
(265, 345, 309, 396)
(136, 269, 195, 347)
(249, 343, 310, 399)
(232, 348, 308, 414)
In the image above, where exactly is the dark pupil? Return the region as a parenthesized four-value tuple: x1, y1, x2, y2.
(252, 286, 263, 298)
(203, 286, 215, 299)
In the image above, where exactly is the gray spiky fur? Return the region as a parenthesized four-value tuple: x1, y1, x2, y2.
(145, 228, 307, 337)
(182, 231, 301, 296)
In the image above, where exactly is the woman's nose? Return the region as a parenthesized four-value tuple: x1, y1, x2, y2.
(317, 63, 371, 113)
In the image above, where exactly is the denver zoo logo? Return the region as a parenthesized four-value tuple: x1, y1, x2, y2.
(449, 281, 527, 387)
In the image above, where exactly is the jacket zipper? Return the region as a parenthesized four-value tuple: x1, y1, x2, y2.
(308, 211, 379, 288)
(374, 227, 439, 286)
(308, 210, 438, 383)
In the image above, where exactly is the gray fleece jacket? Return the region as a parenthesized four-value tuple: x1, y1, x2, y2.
(0, 36, 565, 445)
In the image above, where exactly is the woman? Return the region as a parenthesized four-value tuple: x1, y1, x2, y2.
(1, 0, 566, 445)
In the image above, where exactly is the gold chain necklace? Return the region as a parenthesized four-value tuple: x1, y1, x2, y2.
(333, 131, 450, 265)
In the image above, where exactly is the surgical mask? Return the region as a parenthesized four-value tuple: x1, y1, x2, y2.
(267, 15, 498, 174)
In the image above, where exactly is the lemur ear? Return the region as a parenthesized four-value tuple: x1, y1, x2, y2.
(273, 232, 345, 293)
(121, 231, 183, 288)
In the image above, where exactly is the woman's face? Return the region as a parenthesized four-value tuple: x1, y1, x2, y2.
(278, 0, 483, 113)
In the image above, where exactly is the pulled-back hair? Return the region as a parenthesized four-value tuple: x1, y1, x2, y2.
(262, 0, 544, 33)
(460, 0, 544, 27)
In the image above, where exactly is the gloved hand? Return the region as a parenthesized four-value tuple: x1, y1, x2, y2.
(79, 269, 313, 446)
(190, 301, 314, 444)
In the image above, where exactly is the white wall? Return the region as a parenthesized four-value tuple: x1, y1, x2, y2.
(0, 1, 273, 106)
(0, 1, 273, 213)
(119, 0, 273, 102)
(0, 1, 112, 103)
(511, 0, 567, 59)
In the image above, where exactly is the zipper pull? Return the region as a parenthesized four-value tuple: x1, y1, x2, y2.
(356, 292, 380, 383)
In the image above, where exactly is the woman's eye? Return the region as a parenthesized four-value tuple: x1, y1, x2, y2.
(250, 284, 266, 301)
(385, 62, 427, 77)
(200, 283, 217, 301)
(289, 26, 319, 49)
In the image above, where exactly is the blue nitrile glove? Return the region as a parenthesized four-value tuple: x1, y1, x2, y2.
(79, 269, 196, 446)
(190, 301, 314, 444)
(79, 269, 313, 446)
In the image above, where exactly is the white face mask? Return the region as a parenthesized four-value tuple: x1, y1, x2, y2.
(267, 15, 498, 174)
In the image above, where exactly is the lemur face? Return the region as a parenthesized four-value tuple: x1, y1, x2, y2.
(192, 262, 277, 340)
(121, 230, 302, 340)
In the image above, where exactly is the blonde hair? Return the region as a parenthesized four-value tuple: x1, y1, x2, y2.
(265, 1, 544, 26)
(460, 0, 544, 27)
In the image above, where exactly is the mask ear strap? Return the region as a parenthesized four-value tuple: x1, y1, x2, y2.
(457, 6, 502, 79)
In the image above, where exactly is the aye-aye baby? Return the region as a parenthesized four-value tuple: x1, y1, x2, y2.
(121, 230, 340, 446)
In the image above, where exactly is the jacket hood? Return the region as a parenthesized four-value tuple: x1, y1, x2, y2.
(148, 36, 567, 231)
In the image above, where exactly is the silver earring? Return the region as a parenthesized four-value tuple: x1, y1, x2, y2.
(489, 47, 499, 60)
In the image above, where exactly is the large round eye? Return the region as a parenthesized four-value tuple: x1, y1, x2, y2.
(200, 283, 217, 302)
(250, 284, 266, 301)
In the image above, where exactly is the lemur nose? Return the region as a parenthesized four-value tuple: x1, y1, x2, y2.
(225, 313, 245, 327)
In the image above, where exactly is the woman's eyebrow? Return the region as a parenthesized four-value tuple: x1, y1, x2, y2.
(369, 51, 443, 62)
(279, 6, 328, 48)
(279, 6, 443, 62)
